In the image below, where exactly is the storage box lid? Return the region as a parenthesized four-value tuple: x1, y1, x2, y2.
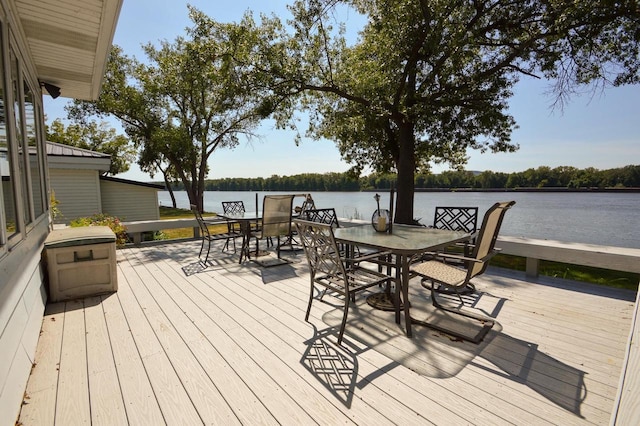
(45, 226, 116, 248)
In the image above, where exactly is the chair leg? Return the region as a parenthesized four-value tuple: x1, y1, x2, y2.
(222, 237, 238, 254)
(337, 293, 350, 345)
(239, 236, 250, 264)
(203, 239, 211, 264)
(305, 284, 314, 321)
(319, 288, 328, 301)
(198, 238, 205, 258)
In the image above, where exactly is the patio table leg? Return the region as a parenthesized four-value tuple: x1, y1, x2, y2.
(402, 254, 412, 337)
(394, 254, 402, 324)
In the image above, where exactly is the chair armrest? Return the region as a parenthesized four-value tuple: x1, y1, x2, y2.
(432, 248, 500, 264)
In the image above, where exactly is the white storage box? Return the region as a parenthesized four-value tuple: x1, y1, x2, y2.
(44, 226, 118, 302)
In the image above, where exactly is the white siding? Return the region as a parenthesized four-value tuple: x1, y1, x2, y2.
(49, 169, 101, 224)
(0, 219, 48, 426)
(100, 179, 159, 221)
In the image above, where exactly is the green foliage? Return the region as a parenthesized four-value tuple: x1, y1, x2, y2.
(164, 165, 640, 192)
(67, 7, 291, 212)
(49, 190, 62, 220)
(70, 213, 128, 247)
(491, 254, 639, 291)
(66, 1, 640, 225)
(267, 0, 640, 223)
(46, 119, 136, 175)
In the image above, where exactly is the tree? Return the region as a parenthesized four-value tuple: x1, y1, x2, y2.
(46, 119, 135, 175)
(67, 7, 285, 211)
(259, 0, 639, 223)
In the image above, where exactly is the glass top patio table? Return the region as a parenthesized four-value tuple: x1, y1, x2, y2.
(216, 212, 262, 263)
(333, 224, 471, 337)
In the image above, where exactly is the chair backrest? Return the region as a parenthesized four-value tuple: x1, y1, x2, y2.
(222, 201, 245, 215)
(191, 204, 211, 238)
(298, 194, 316, 212)
(433, 206, 478, 233)
(302, 208, 340, 228)
(294, 219, 348, 294)
(468, 201, 515, 278)
(262, 195, 295, 238)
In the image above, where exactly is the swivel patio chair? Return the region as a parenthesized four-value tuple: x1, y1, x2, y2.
(433, 206, 478, 234)
(410, 201, 515, 323)
(428, 206, 479, 294)
(244, 195, 296, 263)
(294, 219, 393, 345)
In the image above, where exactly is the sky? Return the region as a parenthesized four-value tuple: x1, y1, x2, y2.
(43, 0, 640, 182)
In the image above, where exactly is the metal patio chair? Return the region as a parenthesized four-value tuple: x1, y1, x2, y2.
(221, 201, 245, 251)
(410, 201, 515, 328)
(294, 219, 393, 345)
(191, 204, 242, 264)
(433, 206, 478, 234)
(302, 207, 341, 227)
(249, 194, 296, 261)
(428, 206, 480, 294)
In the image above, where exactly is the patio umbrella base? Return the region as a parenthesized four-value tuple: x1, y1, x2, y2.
(366, 291, 406, 311)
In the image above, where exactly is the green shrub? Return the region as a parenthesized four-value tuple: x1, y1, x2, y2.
(70, 213, 128, 247)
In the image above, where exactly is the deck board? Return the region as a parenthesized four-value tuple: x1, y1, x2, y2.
(55, 300, 91, 425)
(84, 296, 128, 426)
(99, 288, 166, 425)
(17, 240, 637, 425)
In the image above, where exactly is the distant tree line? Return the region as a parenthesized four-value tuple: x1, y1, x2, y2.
(165, 165, 640, 191)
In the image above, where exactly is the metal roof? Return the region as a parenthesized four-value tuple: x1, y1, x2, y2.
(46, 140, 111, 158)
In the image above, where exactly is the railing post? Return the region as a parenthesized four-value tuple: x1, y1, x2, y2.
(525, 257, 540, 278)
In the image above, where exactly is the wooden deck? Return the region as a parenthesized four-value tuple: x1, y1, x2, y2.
(18, 240, 637, 425)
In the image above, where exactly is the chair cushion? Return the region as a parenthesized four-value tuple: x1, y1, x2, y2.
(412, 260, 467, 287)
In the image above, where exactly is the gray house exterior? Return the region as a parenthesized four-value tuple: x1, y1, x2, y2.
(0, 1, 122, 423)
(47, 141, 163, 224)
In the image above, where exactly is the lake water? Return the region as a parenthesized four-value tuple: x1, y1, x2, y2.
(158, 191, 640, 249)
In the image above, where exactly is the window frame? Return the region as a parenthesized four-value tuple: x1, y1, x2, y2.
(0, 21, 49, 254)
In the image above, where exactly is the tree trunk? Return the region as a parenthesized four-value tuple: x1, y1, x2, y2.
(162, 173, 177, 208)
(395, 122, 416, 225)
(183, 177, 201, 212)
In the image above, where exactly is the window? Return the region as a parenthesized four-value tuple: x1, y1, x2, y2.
(0, 27, 19, 242)
(10, 50, 30, 226)
(1, 31, 48, 249)
(25, 81, 45, 218)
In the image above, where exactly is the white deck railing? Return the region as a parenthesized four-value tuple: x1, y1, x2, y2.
(495, 236, 640, 276)
(123, 218, 640, 275)
(123, 216, 221, 244)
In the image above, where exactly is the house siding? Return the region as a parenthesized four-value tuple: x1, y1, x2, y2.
(49, 169, 102, 224)
(0, 0, 121, 423)
(0, 219, 48, 426)
(100, 179, 160, 221)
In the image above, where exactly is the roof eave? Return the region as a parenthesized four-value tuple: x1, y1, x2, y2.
(13, 0, 124, 101)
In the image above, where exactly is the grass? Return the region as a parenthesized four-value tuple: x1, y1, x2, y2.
(145, 206, 226, 241)
(152, 206, 638, 289)
(490, 253, 639, 291)
(159, 206, 196, 219)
